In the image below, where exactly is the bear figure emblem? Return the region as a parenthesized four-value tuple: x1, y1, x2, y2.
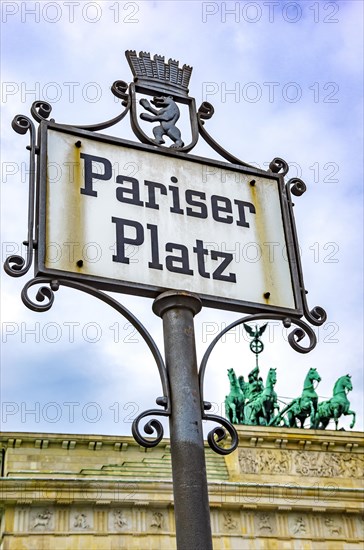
(139, 95, 184, 148)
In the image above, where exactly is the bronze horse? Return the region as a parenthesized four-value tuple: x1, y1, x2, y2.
(225, 368, 245, 424)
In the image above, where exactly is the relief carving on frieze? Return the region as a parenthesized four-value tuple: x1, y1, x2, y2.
(239, 449, 290, 475)
(150, 511, 164, 529)
(30, 509, 53, 530)
(255, 512, 275, 534)
(238, 448, 364, 478)
(73, 512, 90, 529)
(323, 516, 343, 536)
(290, 515, 307, 535)
(295, 451, 364, 478)
(223, 511, 238, 531)
(114, 509, 129, 530)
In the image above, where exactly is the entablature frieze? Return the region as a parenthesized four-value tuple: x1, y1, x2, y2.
(1, 503, 363, 545)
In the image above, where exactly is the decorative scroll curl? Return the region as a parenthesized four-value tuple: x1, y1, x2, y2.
(282, 317, 317, 353)
(305, 305, 327, 325)
(4, 115, 37, 278)
(21, 277, 58, 312)
(269, 157, 289, 176)
(288, 177, 307, 196)
(286, 178, 327, 327)
(197, 101, 215, 121)
(11, 114, 34, 135)
(111, 80, 129, 105)
(31, 101, 53, 123)
(202, 403, 239, 455)
(132, 405, 170, 448)
(3, 256, 25, 276)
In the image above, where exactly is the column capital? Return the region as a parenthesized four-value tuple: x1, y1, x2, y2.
(152, 291, 202, 318)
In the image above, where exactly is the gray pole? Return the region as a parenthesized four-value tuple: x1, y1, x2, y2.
(153, 290, 213, 550)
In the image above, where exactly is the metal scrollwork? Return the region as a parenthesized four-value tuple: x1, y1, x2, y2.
(31, 100, 53, 123)
(132, 406, 170, 448)
(111, 80, 129, 104)
(286, 178, 327, 327)
(197, 101, 215, 121)
(21, 277, 58, 312)
(282, 317, 317, 353)
(11, 114, 34, 135)
(269, 157, 289, 176)
(288, 177, 307, 196)
(4, 115, 37, 278)
(202, 403, 239, 455)
(3, 255, 27, 276)
(305, 305, 327, 325)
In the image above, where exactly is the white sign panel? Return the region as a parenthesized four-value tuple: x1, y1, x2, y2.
(38, 126, 299, 313)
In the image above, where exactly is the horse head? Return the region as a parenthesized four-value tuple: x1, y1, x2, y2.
(308, 367, 321, 384)
(227, 368, 237, 384)
(333, 374, 353, 395)
(266, 368, 277, 387)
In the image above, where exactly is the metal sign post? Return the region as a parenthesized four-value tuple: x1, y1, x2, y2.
(153, 291, 212, 549)
(4, 50, 327, 550)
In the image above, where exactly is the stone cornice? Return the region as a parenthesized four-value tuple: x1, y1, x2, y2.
(234, 425, 364, 452)
(1, 427, 363, 451)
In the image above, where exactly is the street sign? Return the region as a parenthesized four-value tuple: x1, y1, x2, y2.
(36, 123, 302, 315)
(6, 50, 327, 550)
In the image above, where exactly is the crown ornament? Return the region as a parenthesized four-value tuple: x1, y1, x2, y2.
(125, 50, 192, 97)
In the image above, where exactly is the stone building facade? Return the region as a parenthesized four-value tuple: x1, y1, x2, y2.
(0, 426, 363, 549)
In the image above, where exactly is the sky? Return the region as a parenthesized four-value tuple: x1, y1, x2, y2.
(1, 0, 363, 439)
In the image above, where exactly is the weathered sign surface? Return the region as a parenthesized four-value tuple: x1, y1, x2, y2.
(37, 123, 301, 314)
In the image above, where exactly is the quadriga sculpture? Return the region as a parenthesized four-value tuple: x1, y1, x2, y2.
(225, 364, 357, 430)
